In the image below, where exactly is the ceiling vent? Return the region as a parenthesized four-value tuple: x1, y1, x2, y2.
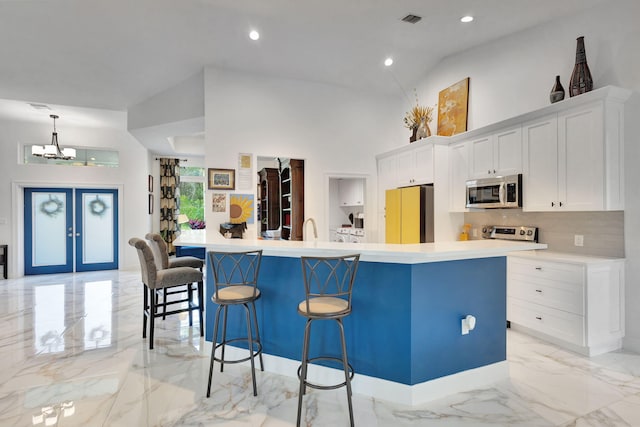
(29, 103, 51, 110)
(401, 14, 422, 24)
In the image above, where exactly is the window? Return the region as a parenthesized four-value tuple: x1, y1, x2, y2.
(179, 166, 205, 229)
(24, 146, 119, 167)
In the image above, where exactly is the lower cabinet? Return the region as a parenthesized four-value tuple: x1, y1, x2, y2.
(507, 252, 624, 356)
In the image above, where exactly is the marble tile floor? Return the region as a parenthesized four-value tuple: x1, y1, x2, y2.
(1, 270, 639, 426)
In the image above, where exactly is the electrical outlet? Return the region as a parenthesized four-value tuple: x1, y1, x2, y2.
(574, 234, 584, 247)
(472, 228, 478, 238)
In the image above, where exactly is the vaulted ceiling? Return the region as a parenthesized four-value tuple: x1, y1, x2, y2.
(0, 0, 611, 149)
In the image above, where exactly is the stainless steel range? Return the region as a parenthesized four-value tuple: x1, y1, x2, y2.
(481, 225, 538, 242)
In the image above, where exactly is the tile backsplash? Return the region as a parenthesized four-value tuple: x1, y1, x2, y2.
(464, 210, 624, 258)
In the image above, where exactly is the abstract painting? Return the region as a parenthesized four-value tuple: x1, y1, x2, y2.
(437, 77, 470, 136)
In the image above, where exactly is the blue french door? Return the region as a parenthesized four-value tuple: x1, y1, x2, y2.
(24, 188, 118, 275)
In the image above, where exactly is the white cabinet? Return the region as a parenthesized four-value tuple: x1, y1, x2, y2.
(507, 252, 624, 356)
(448, 140, 469, 212)
(523, 99, 622, 211)
(469, 126, 522, 179)
(338, 179, 364, 206)
(397, 142, 434, 186)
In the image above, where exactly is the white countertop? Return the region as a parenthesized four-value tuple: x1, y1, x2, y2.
(507, 250, 625, 265)
(174, 230, 547, 264)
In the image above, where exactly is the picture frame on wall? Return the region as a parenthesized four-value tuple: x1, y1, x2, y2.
(208, 168, 235, 190)
(148, 175, 153, 193)
(148, 194, 154, 215)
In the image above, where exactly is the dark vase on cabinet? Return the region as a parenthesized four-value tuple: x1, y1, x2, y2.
(280, 159, 305, 241)
(258, 168, 281, 237)
(569, 36, 593, 97)
(550, 75, 565, 103)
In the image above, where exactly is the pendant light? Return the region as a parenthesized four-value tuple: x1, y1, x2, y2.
(31, 114, 76, 160)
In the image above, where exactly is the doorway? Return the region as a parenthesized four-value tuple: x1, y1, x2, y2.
(24, 188, 119, 275)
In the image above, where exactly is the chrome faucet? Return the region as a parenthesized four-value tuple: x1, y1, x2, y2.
(303, 217, 318, 241)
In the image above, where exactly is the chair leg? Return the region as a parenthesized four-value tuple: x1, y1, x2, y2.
(244, 303, 258, 396)
(149, 288, 156, 350)
(207, 304, 224, 398)
(337, 319, 354, 427)
(187, 282, 194, 327)
(142, 285, 148, 339)
(296, 319, 312, 427)
(220, 306, 228, 373)
(250, 301, 264, 371)
(162, 288, 168, 320)
(197, 281, 204, 337)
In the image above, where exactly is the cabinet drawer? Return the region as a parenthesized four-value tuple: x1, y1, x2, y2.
(509, 258, 584, 284)
(508, 276, 584, 315)
(508, 297, 584, 346)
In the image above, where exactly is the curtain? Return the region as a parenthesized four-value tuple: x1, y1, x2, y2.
(159, 158, 180, 254)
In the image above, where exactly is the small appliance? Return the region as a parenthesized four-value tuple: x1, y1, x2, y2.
(466, 174, 522, 209)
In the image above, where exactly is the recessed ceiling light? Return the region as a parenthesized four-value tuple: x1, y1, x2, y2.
(460, 15, 474, 23)
(249, 30, 260, 41)
(384, 58, 393, 67)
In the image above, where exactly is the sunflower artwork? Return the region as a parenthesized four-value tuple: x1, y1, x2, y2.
(229, 194, 254, 224)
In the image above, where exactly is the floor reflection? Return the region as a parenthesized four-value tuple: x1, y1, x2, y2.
(32, 279, 114, 355)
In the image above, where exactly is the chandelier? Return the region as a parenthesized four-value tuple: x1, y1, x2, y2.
(31, 114, 76, 160)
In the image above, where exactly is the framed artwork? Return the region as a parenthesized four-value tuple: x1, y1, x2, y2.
(437, 77, 470, 136)
(148, 175, 153, 193)
(148, 194, 154, 215)
(212, 193, 226, 212)
(229, 194, 254, 224)
(208, 168, 235, 190)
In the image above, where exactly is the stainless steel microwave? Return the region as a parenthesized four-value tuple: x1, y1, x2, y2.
(465, 174, 522, 209)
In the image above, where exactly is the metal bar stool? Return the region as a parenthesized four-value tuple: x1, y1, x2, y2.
(297, 253, 360, 427)
(206, 250, 264, 397)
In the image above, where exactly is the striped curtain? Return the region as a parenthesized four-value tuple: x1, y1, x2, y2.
(159, 158, 180, 254)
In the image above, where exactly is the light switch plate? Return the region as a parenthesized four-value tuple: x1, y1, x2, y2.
(574, 235, 584, 247)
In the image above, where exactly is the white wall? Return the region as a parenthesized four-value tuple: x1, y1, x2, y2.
(407, 0, 640, 352)
(203, 67, 403, 241)
(409, 1, 640, 134)
(0, 118, 150, 276)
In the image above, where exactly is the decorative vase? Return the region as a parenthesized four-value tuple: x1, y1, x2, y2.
(409, 126, 418, 143)
(416, 117, 431, 140)
(550, 75, 565, 103)
(569, 36, 593, 97)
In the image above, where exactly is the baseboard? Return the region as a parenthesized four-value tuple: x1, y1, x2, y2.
(623, 335, 640, 354)
(219, 346, 508, 406)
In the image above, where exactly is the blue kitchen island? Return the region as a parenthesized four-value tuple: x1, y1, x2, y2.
(175, 231, 546, 404)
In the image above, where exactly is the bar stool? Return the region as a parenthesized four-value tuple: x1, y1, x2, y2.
(128, 238, 204, 350)
(296, 254, 360, 427)
(206, 250, 264, 397)
(146, 233, 204, 319)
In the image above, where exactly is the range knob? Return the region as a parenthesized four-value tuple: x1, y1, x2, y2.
(519, 229, 525, 235)
(527, 230, 533, 236)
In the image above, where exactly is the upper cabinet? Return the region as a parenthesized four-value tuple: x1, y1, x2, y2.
(396, 142, 434, 186)
(469, 126, 522, 179)
(523, 100, 620, 211)
(338, 178, 364, 206)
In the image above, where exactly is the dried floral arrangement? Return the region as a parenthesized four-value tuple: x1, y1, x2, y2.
(403, 90, 435, 129)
